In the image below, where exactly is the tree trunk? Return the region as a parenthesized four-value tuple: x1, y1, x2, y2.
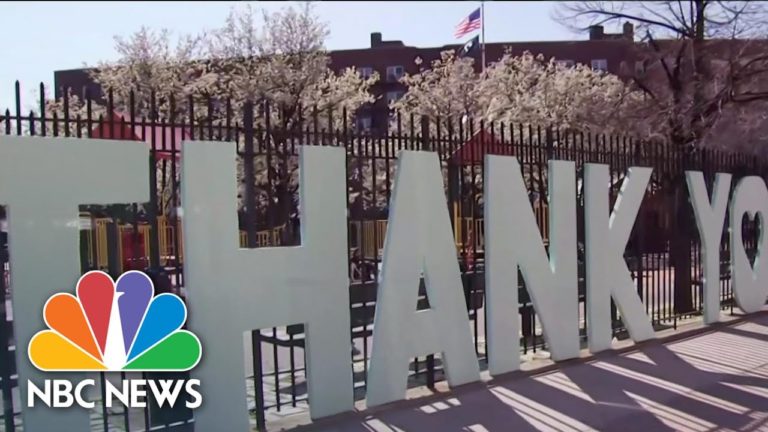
(670, 0, 707, 316)
(671, 176, 695, 315)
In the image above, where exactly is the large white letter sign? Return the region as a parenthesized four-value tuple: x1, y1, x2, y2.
(585, 164, 655, 352)
(687, 171, 731, 324)
(0, 136, 148, 431)
(366, 151, 480, 408)
(181, 142, 352, 430)
(729, 176, 768, 314)
(484, 156, 579, 376)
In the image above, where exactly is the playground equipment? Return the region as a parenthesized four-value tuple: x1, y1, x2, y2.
(80, 213, 286, 273)
(346, 200, 548, 264)
(79, 202, 546, 275)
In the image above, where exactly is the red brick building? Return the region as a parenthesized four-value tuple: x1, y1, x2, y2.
(54, 24, 637, 135)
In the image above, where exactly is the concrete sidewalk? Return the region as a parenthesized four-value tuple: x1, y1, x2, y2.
(289, 313, 768, 432)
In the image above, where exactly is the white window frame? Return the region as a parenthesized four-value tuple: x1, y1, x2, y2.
(386, 65, 405, 82)
(591, 59, 608, 72)
(386, 90, 404, 105)
(359, 66, 374, 79)
(357, 115, 372, 131)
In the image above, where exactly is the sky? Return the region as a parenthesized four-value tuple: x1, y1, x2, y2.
(0, 1, 592, 112)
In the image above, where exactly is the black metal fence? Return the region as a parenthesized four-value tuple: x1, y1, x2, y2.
(0, 81, 766, 431)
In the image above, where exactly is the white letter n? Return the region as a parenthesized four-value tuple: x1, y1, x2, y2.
(485, 156, 580, 376)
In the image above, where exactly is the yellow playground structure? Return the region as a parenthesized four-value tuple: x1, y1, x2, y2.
(80, 212, 286, 273)
(347, 202, 548, 261)
(79, 201, 547, 274)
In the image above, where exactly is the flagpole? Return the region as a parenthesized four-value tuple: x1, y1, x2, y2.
(480, 0, 486, 72)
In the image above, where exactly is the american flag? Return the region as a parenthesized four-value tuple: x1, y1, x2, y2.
(454, 7, 481, 39)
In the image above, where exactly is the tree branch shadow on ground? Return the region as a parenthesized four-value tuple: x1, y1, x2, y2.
(303, 314, 768, 432)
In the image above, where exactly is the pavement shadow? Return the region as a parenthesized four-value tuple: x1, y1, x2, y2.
(301, 314, 768, 431)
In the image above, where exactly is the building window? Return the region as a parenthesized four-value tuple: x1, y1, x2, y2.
(556, 59, 575, 68)
(386, 91, 404, 105)
(359, 66, 374, 79)
(356, 115, 372, 131)
(386, 65, 405, 82)
(591, 59, 608, 72)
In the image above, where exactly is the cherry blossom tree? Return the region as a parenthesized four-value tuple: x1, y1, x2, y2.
(204, 3, 377, 129)
(393, 49, 642, 136)
(64, 3, 379, 235)
(393, 49, 642, 236)
(480, 51, 643, 133)
(202, 3, 378, 235)
(393, 51, 483, 126)
(89, 26, 206, 119)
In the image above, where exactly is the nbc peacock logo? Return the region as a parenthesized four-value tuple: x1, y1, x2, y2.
(28, 270, 202, 372)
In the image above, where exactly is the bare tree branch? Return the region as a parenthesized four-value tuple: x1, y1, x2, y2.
(556, 0, 768, 153)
